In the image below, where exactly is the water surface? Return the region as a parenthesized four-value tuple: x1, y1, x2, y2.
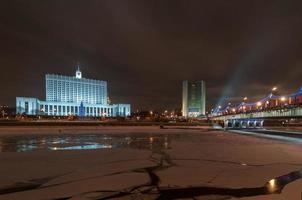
(0, 133, 178, 152)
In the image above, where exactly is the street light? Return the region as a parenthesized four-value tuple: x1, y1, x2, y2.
(1, 110, 6, 118)
(272, 87, 277, 91)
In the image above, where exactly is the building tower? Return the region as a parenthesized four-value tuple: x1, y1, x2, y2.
(182, 80, 206, 118)
(75, 63, 82, 79)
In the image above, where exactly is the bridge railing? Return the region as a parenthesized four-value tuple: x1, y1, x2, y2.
(211, 106, 302, 121)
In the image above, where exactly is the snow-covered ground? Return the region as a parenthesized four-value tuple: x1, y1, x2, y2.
(0, 126, 302, 200)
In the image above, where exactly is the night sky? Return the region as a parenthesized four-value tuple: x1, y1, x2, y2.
(1, 0, 302, 111)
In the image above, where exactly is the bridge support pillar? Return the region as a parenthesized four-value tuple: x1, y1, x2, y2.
(224, 119, 264, 129)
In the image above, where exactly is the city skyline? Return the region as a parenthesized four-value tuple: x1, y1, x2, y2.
(1, 1, 302, 111)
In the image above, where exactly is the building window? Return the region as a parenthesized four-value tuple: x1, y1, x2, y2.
(25, 102, 29, 114)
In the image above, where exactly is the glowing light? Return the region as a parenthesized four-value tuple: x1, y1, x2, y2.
(243, 97, 248, 101)
(272, 87, 277, 91)
(241, 163, 247, 166)
(232, 108, 236, 112)
(269, 179, 275, 186)
(266, 101, 269, 105)
(267, 179, 279, 193)
(280, 97, 286, 102)
(257, 102, 262, 106)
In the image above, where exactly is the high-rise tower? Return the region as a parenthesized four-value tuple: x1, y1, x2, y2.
(182, 80, 206, 118)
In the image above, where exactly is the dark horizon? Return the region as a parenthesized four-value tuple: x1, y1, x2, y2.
(1, 1, 302, 111)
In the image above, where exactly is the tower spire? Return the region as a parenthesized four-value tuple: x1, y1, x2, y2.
(75, 62, 82, 79)
(76, 61, 80, 71)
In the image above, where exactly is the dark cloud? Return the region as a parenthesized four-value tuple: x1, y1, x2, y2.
(0, 0, 302, 111)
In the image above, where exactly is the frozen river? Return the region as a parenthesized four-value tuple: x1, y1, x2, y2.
(0, 126, 302, 200)
(1, 128, 302, 153)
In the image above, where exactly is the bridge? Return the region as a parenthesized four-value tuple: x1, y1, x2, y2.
(210, 86, 302, 129)
(211, 106, 302, 128)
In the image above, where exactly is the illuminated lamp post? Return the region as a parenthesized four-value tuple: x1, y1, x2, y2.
(242, 97, 248, 113)
(164, 110, 168, 115)
(1, 110, 5, 118)
(280, 96, 286, 107)
(265, 100, 270, 109)
(272, 87, 277, 92)
(271, 87, 278, 106)
(218, 106, 222, 115)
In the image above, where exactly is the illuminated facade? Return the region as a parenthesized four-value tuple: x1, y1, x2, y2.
(182, 80, 206, 118)
(45, 72, 107, 105)
(16, 68, 130, 117)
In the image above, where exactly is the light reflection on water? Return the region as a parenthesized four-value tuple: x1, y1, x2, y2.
(265, 169, 302, 194)
(0, 134, 174, 152)
(49, 144, 113, 151)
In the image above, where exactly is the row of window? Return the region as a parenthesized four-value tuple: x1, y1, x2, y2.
(46, 76, 106, 84)
(40, 104, 115, 116)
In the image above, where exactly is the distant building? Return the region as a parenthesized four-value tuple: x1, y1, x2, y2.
(182, 81, 206, 118)
(16, 66, 130, 117)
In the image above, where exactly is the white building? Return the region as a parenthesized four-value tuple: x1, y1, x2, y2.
(16, 67, 131, 117)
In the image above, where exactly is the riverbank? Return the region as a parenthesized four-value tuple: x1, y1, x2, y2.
(0, 125, 213, 136)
